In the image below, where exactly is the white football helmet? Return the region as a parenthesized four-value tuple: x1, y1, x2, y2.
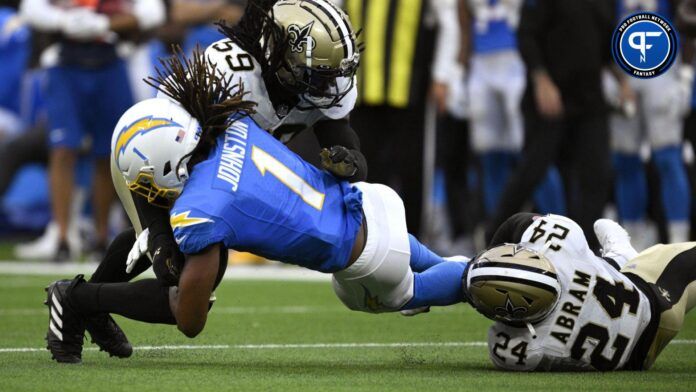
(111, 98, 201, 207)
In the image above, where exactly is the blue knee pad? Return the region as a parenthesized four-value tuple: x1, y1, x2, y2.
(613, 153, 647, 221)
(653, 146, 690, 221)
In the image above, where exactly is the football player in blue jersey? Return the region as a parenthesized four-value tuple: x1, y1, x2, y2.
(43, 50, 470, 363)
(461, 0, 565, 225)
(607, 0, 693, 248)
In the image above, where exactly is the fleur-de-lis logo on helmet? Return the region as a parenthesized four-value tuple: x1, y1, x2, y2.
(287, 21, 316, 53)
(495, 295, 528, 318)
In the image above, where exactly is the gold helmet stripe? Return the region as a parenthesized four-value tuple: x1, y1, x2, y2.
(304, 0, 354, 58)
(472, 261, 558, 279)
(470, 275, 559, 296)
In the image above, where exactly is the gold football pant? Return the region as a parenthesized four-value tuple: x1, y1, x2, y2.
(622, 242, 696, 369)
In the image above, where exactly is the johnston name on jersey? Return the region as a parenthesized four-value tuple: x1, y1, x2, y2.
(169, 115, 363, 273)
(203, 39, 357, 141)
(487, 215, 652, 371)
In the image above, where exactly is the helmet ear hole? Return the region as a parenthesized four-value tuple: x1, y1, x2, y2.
(523, 296, 535, 305)
(163, 161, 172, 177)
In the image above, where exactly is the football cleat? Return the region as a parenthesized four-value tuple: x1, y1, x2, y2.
(594, 219, 639, 268)
(86, 314, 133, 358)
(45, 276, 86, 363)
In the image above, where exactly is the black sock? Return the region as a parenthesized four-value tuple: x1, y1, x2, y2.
(89, 228, 151, 283)
(71, 279, 176, 325)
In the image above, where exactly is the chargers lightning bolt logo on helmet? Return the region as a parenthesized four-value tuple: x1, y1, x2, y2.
(612, 12, 678, 78)
(114, 116, 180, 162)
(287, 21, 316, 53)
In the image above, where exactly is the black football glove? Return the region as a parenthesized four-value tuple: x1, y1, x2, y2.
(150, 233, 185, 287)
(126, 228, 183, 287)
(319, 145, 358, 178)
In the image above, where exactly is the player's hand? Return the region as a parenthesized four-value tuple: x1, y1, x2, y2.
(618, 78, 637, 118)
(430, 81, 449, 115)
(150, 234, 185, 287)
(533, 71, 564, 119)
(126, 228, 149, 274)
(62, 9, 110, 41)
(320, 146, 358, 178)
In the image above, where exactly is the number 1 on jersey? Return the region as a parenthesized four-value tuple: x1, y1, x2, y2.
(251, 146, 325, 210)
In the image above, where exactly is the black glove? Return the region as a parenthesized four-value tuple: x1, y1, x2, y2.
(150, 233, 185, 287)
(319, 145, 358, 178)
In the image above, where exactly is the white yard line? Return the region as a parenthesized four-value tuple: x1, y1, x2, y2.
(1, 340, 695, 354)
(1, 341, 484, 353)
(0, 262, 331, 282)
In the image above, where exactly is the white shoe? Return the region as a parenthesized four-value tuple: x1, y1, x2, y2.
(444, 255, 471, 263)
(400, 306, 430, 317)
(594, 219, 638, 268)
(15, 222, 82, 260)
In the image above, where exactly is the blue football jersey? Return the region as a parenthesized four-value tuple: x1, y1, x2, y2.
(617, 0, 672, 19)
(170, 116, 364, 273)
(470, 0, 519, 54)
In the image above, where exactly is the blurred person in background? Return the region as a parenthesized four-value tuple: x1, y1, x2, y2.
(607, 0, 693, 250)
(0, 0, 31, 140)
(483, 0, 627, 250)
(20, 0, 166, 261)
(342, 0, 461, 236)
(126, 0, 244, 103)
(460, 0, 565, 247)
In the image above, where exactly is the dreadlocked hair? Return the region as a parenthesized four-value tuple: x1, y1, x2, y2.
(145, 45, 257, 173)
(217, 0, 288, 80)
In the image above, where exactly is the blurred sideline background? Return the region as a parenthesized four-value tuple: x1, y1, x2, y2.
(0, 0, 695, 267)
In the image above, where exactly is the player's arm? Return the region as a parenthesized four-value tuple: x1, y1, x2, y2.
(488, 213, 539, 247)
(678, 0, 696, 37)
(131, 194, 186, 286)
(430, 0, 460, 114)
(457, 0, 472, 67)
(517, 0, 563, 118)
(169, 244, 221, 338)
(169, 0, 242, 27)
(517, 0, 551, 77)
(314, 118, 368, 182)
(108, 0, 167, 34)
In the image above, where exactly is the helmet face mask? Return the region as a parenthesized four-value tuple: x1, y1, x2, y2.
(127, 169, 182, 208)
(112, 98, 201, 208)
(464, 244, 561, 325)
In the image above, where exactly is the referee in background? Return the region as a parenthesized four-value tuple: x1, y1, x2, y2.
(343, 0, 457, 236)
(484, 0, 632, 250)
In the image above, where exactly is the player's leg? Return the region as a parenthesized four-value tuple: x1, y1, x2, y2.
(652, 146, 690, 242)
(644, 74, 691, 243)
(483, 91, 564, 243)
(532, 167, 566, 215)
(470, 54, 512, 217)
(45, 66, 84, 261)
(567, 111, 612, 251)
(621, 242, 696, 369)
(332, 183, 468, 313)
(497, 55, 565, 216)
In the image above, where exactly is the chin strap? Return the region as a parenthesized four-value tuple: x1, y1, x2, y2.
(526, 322, 538, 339)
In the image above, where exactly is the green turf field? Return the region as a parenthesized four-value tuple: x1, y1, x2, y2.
(1, 274, 695, 391)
